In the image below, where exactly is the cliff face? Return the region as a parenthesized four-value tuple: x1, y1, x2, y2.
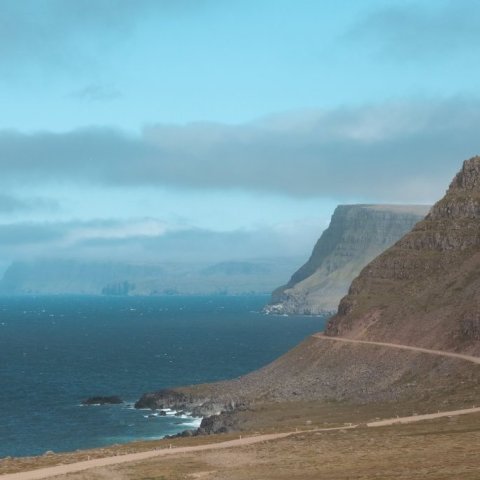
(265, 204, 430, 315)
(326, 156, 480, 355)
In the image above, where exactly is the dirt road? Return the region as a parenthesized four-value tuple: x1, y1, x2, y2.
(4, 406, 480, 480)
(0, 428, 353, 480)
(312, 333, 480, 364)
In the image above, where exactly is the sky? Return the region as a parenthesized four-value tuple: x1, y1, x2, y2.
(1, 0, 479, 271)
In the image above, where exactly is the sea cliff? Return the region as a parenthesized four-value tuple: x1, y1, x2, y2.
(265, 204, 430, 315)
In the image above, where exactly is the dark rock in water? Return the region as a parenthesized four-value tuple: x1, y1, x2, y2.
(82, 396, 123, 405)
(159, 410, 167, 416)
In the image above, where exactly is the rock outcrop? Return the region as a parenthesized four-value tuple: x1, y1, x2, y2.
(265, 204, 430, 315)
(135, 389, 242, 418)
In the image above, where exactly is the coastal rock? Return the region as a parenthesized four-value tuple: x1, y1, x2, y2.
(264, 204, 429, 315)
(196, 412, 239, 435)
(134, 390, 189, 410)
(82, 396, 123, 406)
(134, 388, 241, 418)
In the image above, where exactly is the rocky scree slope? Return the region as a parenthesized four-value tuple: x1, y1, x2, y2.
(265, 204, 429, 315)
(136, 158, 480, 433)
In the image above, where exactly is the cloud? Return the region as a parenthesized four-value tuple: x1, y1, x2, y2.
(0, 218, 315, 266)
(0, 194, 59, 213)
(68, 84, 122, 102)
(346, 0, 480, 61)
(0, 222, 66, 246)
(0, 98, 478, 203)
(0, 194, 33, 213)
(0, 0, 212, 72)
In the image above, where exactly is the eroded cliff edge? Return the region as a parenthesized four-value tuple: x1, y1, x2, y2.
(264, 204, 430, 315)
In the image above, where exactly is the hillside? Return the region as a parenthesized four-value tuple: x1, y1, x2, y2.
(136, 157, 480, 427)
(326, 156, 480, 355)
(265, 204, 430, 315)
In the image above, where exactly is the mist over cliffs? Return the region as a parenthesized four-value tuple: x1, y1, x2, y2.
(0, 258, 302, 296)
(265, 204, 430, 315)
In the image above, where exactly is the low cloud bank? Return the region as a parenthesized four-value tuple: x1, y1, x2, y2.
(0, 99, 478, 203)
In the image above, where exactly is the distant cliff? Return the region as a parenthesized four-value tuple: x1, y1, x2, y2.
(265, 204, 430, 315)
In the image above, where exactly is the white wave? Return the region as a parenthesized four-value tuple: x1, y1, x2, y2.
(179, 418, 202, 428)
(160, 409, 177, 416)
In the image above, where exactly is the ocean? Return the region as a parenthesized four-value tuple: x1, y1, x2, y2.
(0, 295, 328, 458)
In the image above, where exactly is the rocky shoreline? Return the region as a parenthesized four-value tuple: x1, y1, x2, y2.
(135, 388, 250, 436)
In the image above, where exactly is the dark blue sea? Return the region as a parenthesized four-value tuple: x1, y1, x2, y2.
(0, 295, 327, 458)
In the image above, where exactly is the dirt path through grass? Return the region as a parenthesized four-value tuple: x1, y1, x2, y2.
(0, 427, 353, 480)
(5, 406, 480, 480)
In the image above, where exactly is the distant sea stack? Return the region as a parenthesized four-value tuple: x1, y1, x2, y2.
(264, 204, 430, 315)
(326, 156, 480, 354)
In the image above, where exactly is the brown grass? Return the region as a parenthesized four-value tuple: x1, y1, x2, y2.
(3, 398, 480, 478)
(36, 412, 480, 480)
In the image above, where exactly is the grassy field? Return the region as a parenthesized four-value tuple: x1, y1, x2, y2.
(2, 400, 480, 479)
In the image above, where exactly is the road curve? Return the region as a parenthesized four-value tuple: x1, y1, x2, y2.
(311, 333, 480, 365)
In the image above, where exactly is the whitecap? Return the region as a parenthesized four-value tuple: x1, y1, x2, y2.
(160, 409, 177, 416)
(179, 418, 202, 428)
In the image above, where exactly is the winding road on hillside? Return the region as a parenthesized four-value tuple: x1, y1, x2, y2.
(311, 333, 480, 364)
(2, 334, 480, 480)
